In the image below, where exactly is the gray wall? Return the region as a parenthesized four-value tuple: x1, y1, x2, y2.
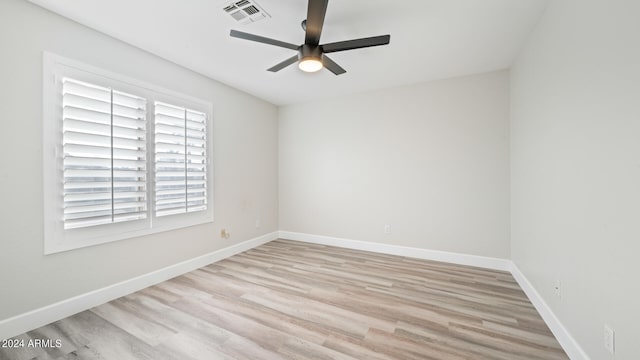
(0, 0, 278, 321)
(511, 0, 640, 358)
(279, 71, 510, 258)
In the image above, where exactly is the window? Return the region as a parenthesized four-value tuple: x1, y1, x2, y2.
(43, 53, 213, 254)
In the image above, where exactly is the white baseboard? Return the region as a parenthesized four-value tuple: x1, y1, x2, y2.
(0, 231, 278, 340)
(510, 263, 590, 360)
(278, 231, 512, 271)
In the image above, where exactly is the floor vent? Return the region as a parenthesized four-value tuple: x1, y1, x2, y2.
(223, 0, 270, 25)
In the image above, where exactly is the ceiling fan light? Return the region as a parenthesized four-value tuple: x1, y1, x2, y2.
(298, 57, 323, 72)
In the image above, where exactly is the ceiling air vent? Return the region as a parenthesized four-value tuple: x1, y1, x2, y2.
(222, 0, 270, 25)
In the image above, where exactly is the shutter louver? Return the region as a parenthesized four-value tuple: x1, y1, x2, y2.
(62, 78, 147, 229)
(155, 102, 207, 217)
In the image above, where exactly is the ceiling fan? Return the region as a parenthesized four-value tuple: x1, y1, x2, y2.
(229, 0, 391, 75)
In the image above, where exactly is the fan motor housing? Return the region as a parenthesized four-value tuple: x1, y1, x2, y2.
(299, 44, 322, 61)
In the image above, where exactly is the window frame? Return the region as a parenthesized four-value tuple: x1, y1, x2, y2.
(43, 52, 214, 255)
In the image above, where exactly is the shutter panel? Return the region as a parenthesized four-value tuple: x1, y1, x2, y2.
(62, 78, 147, 229)
(154, 102, 187, 217)
(112, 90, 148, 223)
(185, 109, 207, 212)
(154, 102, 207, 217)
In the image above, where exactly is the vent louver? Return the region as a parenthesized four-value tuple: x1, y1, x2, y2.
(222, 0, 270, 25)
(243, 5, 259, 15)
(223, 5, 237, 12)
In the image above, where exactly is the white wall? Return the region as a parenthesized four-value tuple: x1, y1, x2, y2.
(279, 71, 510, 258)
(511, 0, 640, 359)
(0, 0, 278, 321)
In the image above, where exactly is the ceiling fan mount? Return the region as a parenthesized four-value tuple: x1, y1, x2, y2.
(229, 0, 391, 75)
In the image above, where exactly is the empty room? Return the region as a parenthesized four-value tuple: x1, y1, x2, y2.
(0, 0, 638, 359)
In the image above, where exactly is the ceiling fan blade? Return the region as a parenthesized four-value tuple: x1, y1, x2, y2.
(322, 55, 346, 75)
(305, 0, 329, 46)
(230, 30, 299, 51)
(322, 35, 391, 53)
(267, 55, 300, 72)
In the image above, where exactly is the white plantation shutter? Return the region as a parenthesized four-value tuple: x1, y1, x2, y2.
(154, 102, 208, 217)
(44, 53, 214, 254)
(62, 78, 147, 229)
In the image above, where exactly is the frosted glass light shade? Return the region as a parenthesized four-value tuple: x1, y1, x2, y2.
(298, 58, 323, 72)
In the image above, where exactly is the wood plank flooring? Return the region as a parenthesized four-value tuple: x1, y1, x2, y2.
(0, 240, 568, 360)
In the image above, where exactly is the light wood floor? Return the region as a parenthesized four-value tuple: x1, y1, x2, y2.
(1, 240, 568, 360)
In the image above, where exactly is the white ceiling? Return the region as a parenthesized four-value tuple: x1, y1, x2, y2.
(29, 0, 548, 105)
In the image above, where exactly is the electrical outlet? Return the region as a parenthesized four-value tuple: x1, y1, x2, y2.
(220, 229, 230, 239)
(255, 219, 261, 228)
(604, 325, 615, 354)
(554, 279, 562, 299)
(384, 225, 391, 234)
